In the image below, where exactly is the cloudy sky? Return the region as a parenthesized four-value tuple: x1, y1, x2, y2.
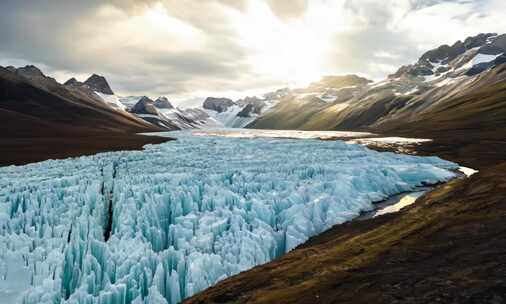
(1, 0, 505, 106)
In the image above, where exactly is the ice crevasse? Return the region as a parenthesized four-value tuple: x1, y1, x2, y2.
(0, 132, 458, 304)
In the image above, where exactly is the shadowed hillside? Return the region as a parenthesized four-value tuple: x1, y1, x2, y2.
(0, 66, 171, 165)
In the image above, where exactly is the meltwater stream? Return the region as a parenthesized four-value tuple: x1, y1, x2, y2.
(0, 131, 458, 304)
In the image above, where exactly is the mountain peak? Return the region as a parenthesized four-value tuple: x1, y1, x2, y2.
(138, 96, 154, 103)
(154, 96, 174, 109)
(64, 77, 83, 86)
(4, 65, 16, 73)
(84, 74, 114, 95)
(418, 33, 497, 64)
(131, 96, 158, 115)
(203, 97, 236, 113)
(389, 32, 504, 79)
(16, 65, 45, 78)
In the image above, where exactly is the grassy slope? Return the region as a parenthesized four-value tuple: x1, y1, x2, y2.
(375, 78, 506, 137)
(251, 65, 506, 138)
(252, 66, 506, 168)
(378, 80, 506, 169)
(248, 97, 329, 130)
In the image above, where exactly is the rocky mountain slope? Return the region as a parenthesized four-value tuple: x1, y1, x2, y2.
(62, 75, 210, 130)
(0, 65, 173, 165)
(0, 65, 160, 137)
(248, 33, 506, 137)
(130, 96, 206, 129)
(64, 74, 115, 95)
(201, 89, 291, 128)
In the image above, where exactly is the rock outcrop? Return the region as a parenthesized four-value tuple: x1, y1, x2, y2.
(130, 96, 159, 115)
(83, 74, 114, 95)
(154, 96, 174, 109)
(203, 97, 235, 113)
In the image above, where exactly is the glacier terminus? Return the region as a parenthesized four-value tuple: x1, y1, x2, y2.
(0, 131, 458, 304)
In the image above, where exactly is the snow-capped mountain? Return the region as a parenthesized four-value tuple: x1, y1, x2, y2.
(200, 89, 291, 128)
(62, 74, 208, 131)
(94, 92, 128, 111)
(6, 32, 505, 135)
(390, 33, 506, 79)
(203, 99, 251, 128)
(127, 95, 218, 130)
(64, 74, 114, 95)
(203, 97, 236, 112)
(248, 33, 506, 134)
(0, 65, 161, 136)
(154, 96, 173, 109)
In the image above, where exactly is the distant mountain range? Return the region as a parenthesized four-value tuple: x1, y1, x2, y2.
(0, 65, 232, 136)
(186, 33, 506, 133)
(0, 65, 160, 138)
(0, 59, 295, 135)
(246, 33, 506, 140)
(2, 32, 506, 143)
(201, 91, 289, 128)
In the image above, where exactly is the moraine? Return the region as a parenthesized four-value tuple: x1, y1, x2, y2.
(0, 130, 458, 304)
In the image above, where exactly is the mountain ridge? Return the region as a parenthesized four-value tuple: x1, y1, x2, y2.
(0, 65, 174, 166)
(246, 32, 506, 138)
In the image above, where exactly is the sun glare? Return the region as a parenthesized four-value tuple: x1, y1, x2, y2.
(93, 1, 351, 89)
(234, 1, 342, 87)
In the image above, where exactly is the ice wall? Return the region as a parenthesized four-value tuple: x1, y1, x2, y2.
(0, 132, 458, 303)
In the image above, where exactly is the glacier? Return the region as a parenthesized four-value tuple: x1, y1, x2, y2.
(0, 131, 458, 304)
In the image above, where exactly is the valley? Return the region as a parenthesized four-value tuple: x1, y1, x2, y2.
(1, 31, 505, 304)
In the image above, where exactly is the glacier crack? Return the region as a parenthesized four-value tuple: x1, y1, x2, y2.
(102, 163, 118, 242)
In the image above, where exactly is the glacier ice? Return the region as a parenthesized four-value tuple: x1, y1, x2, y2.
(0, 131, 458, 303)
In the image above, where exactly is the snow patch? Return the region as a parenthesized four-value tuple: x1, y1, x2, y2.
(456, 53, 503, 72)
(458, 166, 479, 177)
(373, 191, 426, 217)
(95, 92, 127, 111)
(472, 53, 503, 65)
(348, 137, 432, 145)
